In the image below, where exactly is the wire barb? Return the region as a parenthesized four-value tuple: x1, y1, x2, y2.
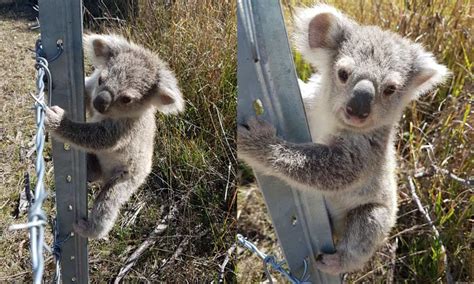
(237, 234, 310, 284)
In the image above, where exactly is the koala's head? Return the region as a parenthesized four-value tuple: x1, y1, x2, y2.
(294, 5, 449, 132)
(84, 34, 184, 118)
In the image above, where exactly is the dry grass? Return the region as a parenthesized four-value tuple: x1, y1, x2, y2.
(237, 0, 472, 283)
(1, 0, 236, 282)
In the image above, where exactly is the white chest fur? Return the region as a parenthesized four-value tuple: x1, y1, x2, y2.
(298, 75, 356, 235)
(298, 75, 338, 144)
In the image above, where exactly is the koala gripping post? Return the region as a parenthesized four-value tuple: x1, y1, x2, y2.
(237, 1, 340, 283)
(39, 0, 88, 283)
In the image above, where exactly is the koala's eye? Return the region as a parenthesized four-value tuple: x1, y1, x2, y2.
(98, 76, 104, 85)
(338, 69, 349, 83)
(120, 96, 132, 104)
(383, 85, 397, 96)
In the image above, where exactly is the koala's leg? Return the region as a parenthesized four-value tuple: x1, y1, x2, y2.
(86, 153, 102, 182)
(315, 203, 394, 274)
(73, 179, 137, 239)
(101, 166, 130, 189)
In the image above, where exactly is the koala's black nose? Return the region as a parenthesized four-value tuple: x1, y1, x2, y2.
(93, 91, 112, 113)
(346, 80, 374, 119)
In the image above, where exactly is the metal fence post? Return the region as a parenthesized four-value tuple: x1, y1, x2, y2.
(38, 0, 89, 283)
(237, 1, 341, 283)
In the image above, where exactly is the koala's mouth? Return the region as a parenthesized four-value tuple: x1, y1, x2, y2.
(338, 108, 371, 129)
(94, 106, 107, 114)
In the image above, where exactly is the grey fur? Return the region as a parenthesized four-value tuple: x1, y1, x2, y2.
(45, 34, 184, 239)
(238, 4, 448, 274)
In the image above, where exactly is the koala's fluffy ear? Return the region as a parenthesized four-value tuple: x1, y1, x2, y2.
(83, 34, 132, 67)
(151, 67, 185, 115)
(408, 45, 450, 97)
(293, 5, 355, 70)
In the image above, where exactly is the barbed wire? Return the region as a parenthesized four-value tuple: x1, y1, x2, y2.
(9, 39, 63, 284)
(237, 234, 309, 284)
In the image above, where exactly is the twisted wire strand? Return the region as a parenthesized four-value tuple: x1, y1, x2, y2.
(237, 234, 309, 284)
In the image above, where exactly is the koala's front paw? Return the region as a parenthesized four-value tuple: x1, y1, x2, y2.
(44, 105, 67, 131)
(73, 219, 93, 238)
(237, 116, 276, 157)
(315, 252, 344, 275)
(103, 166, 130, 188)
(74, 219, 108, 240)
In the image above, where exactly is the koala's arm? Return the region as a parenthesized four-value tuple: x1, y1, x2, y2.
(237, 118, 388, 191)
(45, 106, 130, 153)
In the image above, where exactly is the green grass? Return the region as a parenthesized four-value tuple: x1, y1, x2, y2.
(238, 0, 472, 282)
(1, 1, 236, 282)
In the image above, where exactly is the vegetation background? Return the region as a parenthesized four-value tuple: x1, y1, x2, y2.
(237, 0, 472, 283)
(1, 0, 236, 282)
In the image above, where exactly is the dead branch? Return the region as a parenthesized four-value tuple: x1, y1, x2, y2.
(91, 17, 126, 23)
(417, 146, 473, 188)
(389, 222, 431, 239)
(386, 239, 398, 284)
(158, 236, 191, 270)
(431, 165, 473, 188)
(414, 165, 473, 188)
(114, 205, 179, 283)
(407, 176, 453, 284)
(218, 243, 237, 283)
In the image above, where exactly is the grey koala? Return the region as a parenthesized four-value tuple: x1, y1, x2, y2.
(45, 34, 184, 239)
(237, 4, 448, 274)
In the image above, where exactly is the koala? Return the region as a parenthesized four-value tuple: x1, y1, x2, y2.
(45, 34, 184, 239)
(237, 4, 448, 275)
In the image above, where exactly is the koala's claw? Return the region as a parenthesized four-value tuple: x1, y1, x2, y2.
(44, 105, 66, 130)
(246, 117, 276, 137)
(73, 219, 91, 236)
(237, 117, 277, 165)
(73, 219, 106, 240)
(315, 253, 344, 275)
(103, 166, 130, 189)
(237, 117, 276, 148)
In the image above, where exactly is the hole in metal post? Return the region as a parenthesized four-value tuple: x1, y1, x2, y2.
(253, 99, 264, 115)
(63, 143, 71, 151)
(66, 175, 72, 183)
(291, 214, 298, 226)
